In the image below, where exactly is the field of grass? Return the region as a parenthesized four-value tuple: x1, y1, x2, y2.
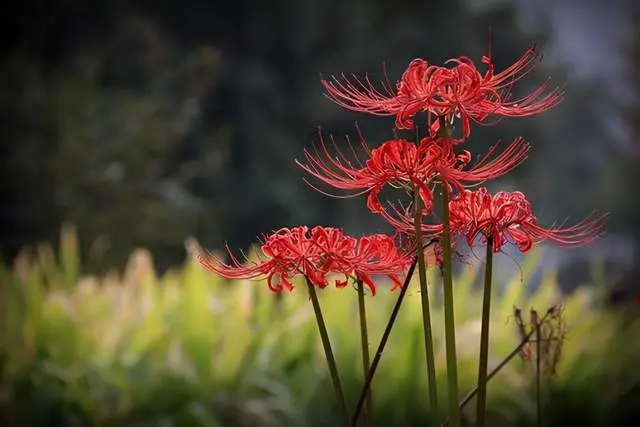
(1, 229, 639, 427)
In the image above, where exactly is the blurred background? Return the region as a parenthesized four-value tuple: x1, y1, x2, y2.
(1, 0, 638, 278)
(1, 0, 640, 426)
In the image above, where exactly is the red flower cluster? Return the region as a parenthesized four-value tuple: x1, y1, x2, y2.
(196, 226, 411, 295)
(197, 43, 605, 293)
(309, 45, 604, 254)
(322, 45, 563, 138)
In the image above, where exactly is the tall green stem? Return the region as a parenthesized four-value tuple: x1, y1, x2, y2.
(475, 237, 494, 427)
(305, 278, 350, 426)
(440, 184, 460, 427)
(436, 115, 461, 426)
(356, 279, 374, 427)
(413, 190, 438, 409)
(351, 256, 419, 426)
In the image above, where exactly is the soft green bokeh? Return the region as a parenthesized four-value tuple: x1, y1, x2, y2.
(1, 229, 639, 427)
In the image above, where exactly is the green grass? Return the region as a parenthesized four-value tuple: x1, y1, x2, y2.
(1, 228, 639, 427)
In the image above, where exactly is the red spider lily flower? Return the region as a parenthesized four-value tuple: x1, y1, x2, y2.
(296, 133, 439, 214)
(196, 226, 328, 292)
(339, 233, 414, 294)
(448, 188, 607, 253)
(195, 226, 412, 295)
(322, 45, 563, 137)
(634, 292, 640, 306)
(309, 228, 413, 295)
(427, 136, 531, 192)
(301, 134, 528, 233)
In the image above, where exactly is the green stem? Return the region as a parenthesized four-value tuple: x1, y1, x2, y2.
(356, 278, 374, 427)
(438, 309, 554, 427)
(440, 184, 460, 427)
(413, 190, 439, 409)
(305, 278, 350, 426)
(475, 237, 494, 427)
(351, 255, 421, 426)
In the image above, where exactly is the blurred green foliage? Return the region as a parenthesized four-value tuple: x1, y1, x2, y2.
(1, 228, 639, 427)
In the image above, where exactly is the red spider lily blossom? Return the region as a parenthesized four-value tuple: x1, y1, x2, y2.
(195, 226, 412, 295)
(322, 45, 563, 137)
(298, 134, 529, 220)
(310, 227, 412, 294)
(422, 136, 530, 193)
(448, 188, 607, 253)
(196, 226, 325, 291)
(296, 134, 439, 214)
(342, 233, 414, 294)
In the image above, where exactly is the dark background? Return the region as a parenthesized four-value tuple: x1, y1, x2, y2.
(1, 0, 638, 286)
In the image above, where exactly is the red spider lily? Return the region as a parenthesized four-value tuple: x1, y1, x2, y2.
(196, 226, 327, 291)
(299, 132, 529, 230)
(290, 229, 413, 295)
(428, 136, 531, 192)
(195, 225, 412, 295)
(296, 134, 440, 214)
(322, 45, 563, 138)
(448, 188, 607, 253)
(634, 292, 640, 306)
(340, 233, 414, 294)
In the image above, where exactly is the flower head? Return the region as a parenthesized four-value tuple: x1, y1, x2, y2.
(298, 131, 527, 217)
(195, 226, 411, 294)
(296, 133, 438, 214)
(420, 136, 530, 193)
(196, 226, 326, 291)
(322, 45, 563, 137)
(304, 134, 528, 237)
(341, 233, 414, 293)
(448, 188, 606, 253)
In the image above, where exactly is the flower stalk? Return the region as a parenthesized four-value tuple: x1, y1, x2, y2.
(351, 256, 419, 426)
(356, 278, 374, 427)
(413, 188, 439, 409)
(475, 237, 494, 427)
(436, 116, 461, 427)
(440, 182, 460, 427)
(305, 277, 350, 426)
